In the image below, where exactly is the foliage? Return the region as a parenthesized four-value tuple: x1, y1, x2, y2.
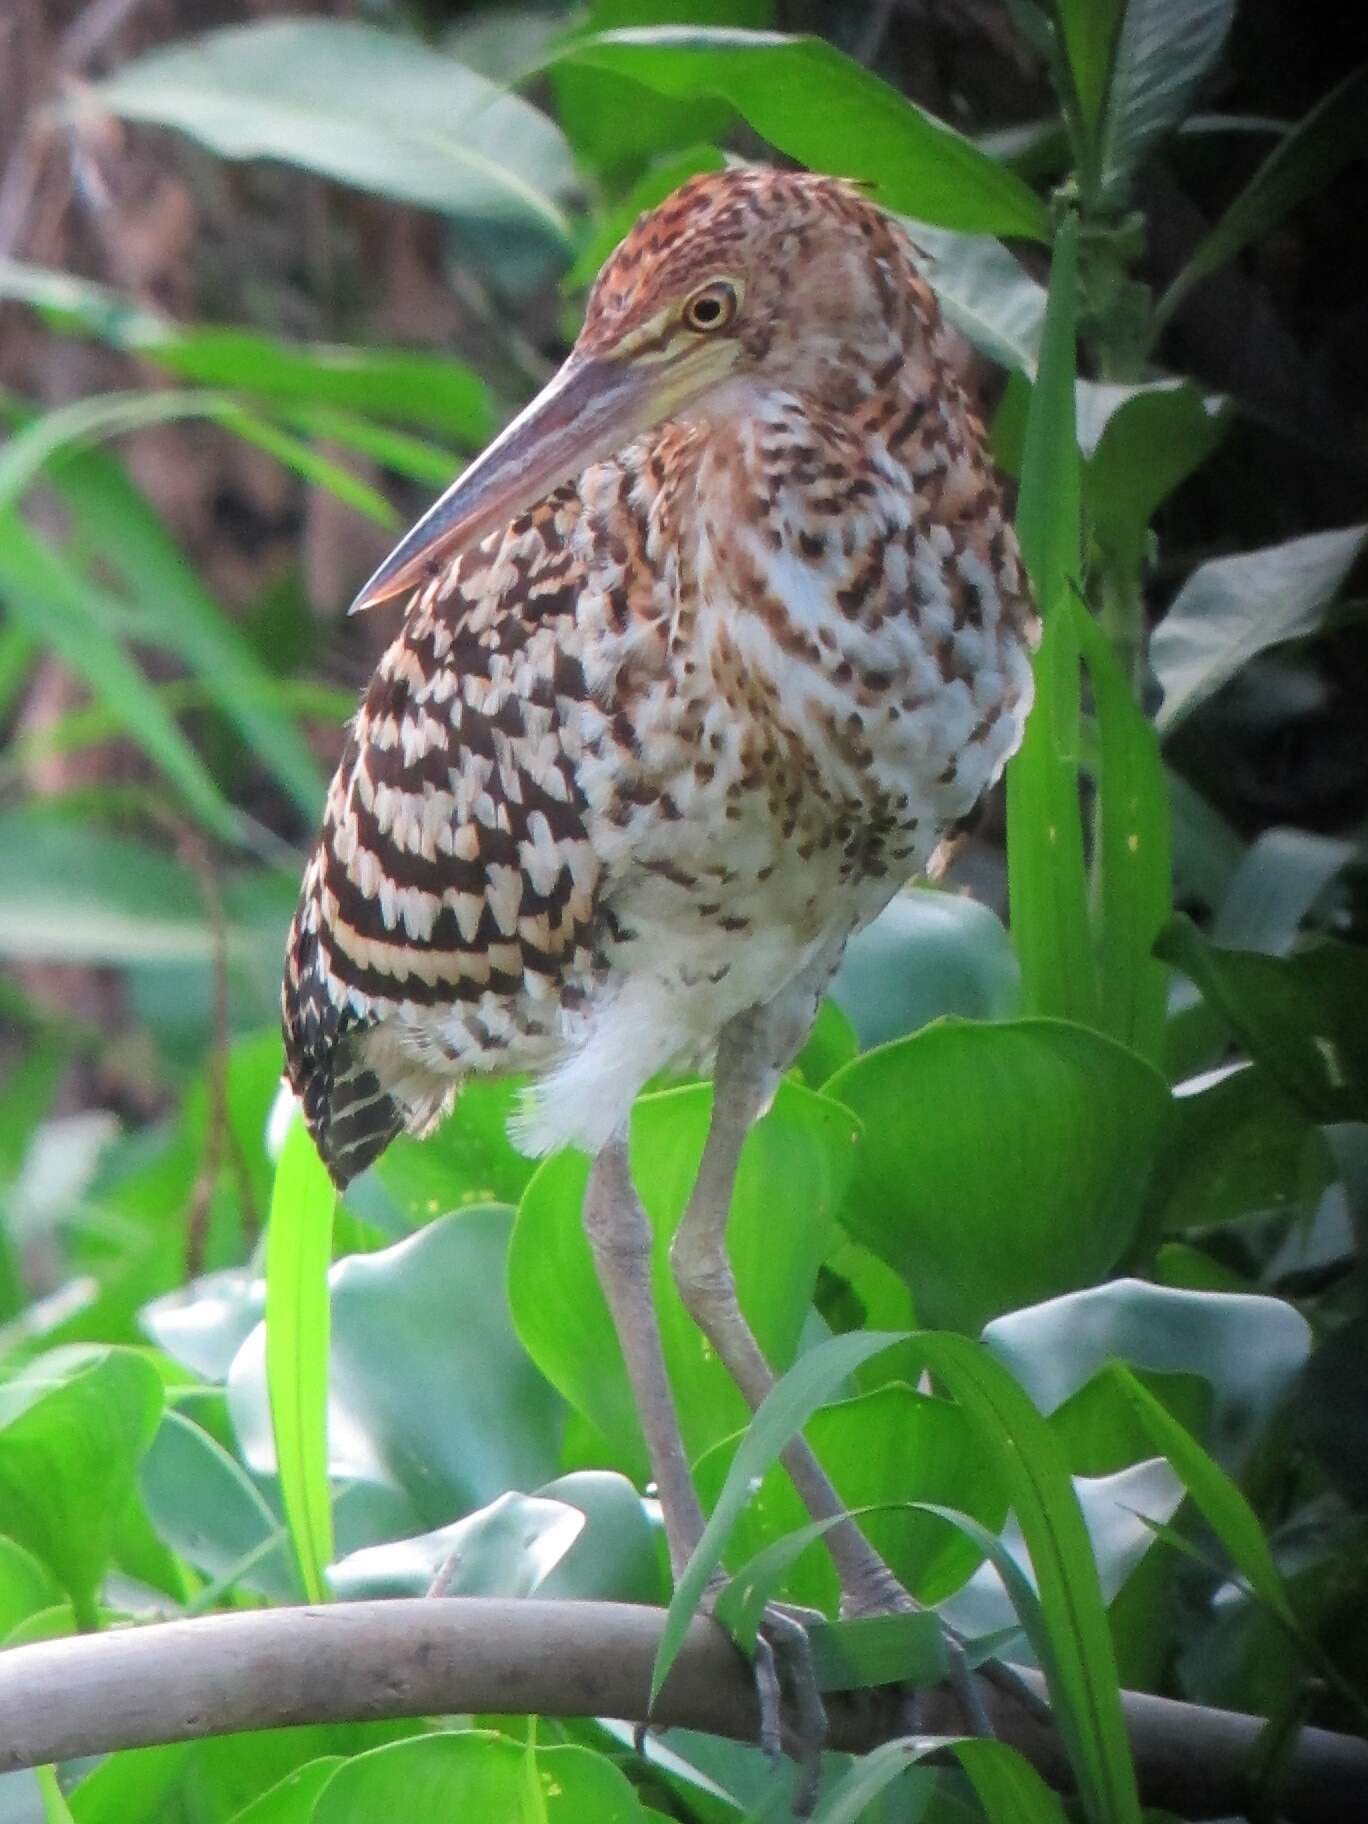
(2, 2, 1366, 1821)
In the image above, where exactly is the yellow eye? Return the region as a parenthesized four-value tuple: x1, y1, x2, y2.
(682, 281, 739, 334)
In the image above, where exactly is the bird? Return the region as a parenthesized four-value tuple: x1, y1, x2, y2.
(282, 163, 1038, 1780)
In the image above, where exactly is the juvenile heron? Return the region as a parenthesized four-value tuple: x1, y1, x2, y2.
(283, 166, 1037, 1772)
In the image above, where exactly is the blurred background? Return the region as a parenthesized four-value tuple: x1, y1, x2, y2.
(1, 0, 1365, 1307)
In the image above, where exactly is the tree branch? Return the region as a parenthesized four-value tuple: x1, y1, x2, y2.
(0, 1599, 1362, 1820)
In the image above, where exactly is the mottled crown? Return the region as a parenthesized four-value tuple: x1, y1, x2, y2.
(579, 166, 941, 402)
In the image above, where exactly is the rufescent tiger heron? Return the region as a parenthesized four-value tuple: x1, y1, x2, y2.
(282, 166, 1039, 1795)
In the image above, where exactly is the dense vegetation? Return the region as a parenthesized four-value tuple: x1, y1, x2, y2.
(1, 2, 1365, 1820)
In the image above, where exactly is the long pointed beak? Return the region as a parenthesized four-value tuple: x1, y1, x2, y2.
(349, 353, 675, 613)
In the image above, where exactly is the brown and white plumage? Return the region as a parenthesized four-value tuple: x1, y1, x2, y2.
(283, 165, 1037, 1186)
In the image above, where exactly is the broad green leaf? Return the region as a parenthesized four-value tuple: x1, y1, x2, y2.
(1159, 66, 1368, 322)
(235, 1205, 563, 1528)
(1152, 525, 1368, 734)
(652, 1329, 906, 1702)
(95, 20, 575, 248)
(1212, 826, 1354, 954)
(139, 1409, 296, 1601)
(806, 1610, 949, 1693)
(0, 258, 493, 443)
(1083, 381, 1226, 588)
(1006, 212, 1095, 1027)
(534, 1471, 663, 1603)
(226, 1760, 345, 1824)
(905, 1334, 1140, 1824)
(794, 997, 858, 1089)
(1073, 598, 1171, 1065)
(825, 1019, 1170, 1333)
(1095, 0, 1235, 205)
(0, 1535, 63, 1639)
(265, 1118, 336, 1604)
(0, 517, 240, 841)
(1151, 1062, 1328, 1231)
(0, 1346, 163, 1628)
(329, 1490, 583, 1600)
(509, 1080, 858, 1476)
(901, 221, 1047, 376)
(983, 1277, 1311, 1467)
(1108, 1363, 1294, 1622)
(1157, 917, 1368, 1121)
(311, 1732, 649, 1822)
(831, 888, 1019, 1051)
(552, 2, 771, 183)
(558, 29, 1049, 240)
(141, 1268, 265, 1382)
(67, 1745, 193, 1822)
(695, 1385, 1008, 1617)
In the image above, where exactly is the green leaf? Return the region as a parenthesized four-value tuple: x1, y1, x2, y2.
(329, 1489, 584, 1600)
(811, 1744, 937, 1824)
(0, 1534, 63, 1638)
(226, 1759, 346, 1824)
(831, 888, 1019, 1051)
(533, 1471, 663, 1604)
(1006, 213, 1095, 1027)
(1157, 917, 1368, 1121)
(1073, 599, 1171, 1065)
(41, 440, 326, 822)
(1055, 0, 1123, 147)
(697, 1383, 1008, 1615)
(1152, 1061, 1328, 1231)
(366, 1078, 537, 1228)
(35, 1767, 76, 1824)
(900, 221, 1047, 376)
(311, 1732, 650, 1822)
(552, 2, 771, 184)
(510, 1081, 857, 1476)
(824, 1019, 1170, 1333)
(0, 260, 494, 444)
(1108, 1362, 1294, 1622)
(1095, 0, 1235, 205)
(139, 1409, 297, 1602)
(983, 1277, 1311, 1467)
(1082, 381, 1227, 588)
(557, 29, 1049, 240)
(1152, 525, 1368, 734)
(793, 997, 858, 1089)
(905, 1335, 1140, 1824)
(235, 1205, 563, 1528)
(265, 1118, 336, 1605)
(0, 1346, 163, 1628)
(95, 20, 575, 248)
(0, 516, 241, 841)
(652, 1329, 906, 1703)
(1159, 65, 1368, 322)
(1212, 825, 1353, 954)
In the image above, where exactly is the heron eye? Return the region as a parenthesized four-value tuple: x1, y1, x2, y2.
(683, 282, 739, 333)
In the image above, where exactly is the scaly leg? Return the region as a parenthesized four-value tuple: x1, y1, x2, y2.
(583, 1134, 704, 1582)
(671, 985, 1007, 1736)
(582, 1133, 828, 1805)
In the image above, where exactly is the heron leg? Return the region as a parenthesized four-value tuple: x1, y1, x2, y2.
(671, 998, 1039, 1738)
(670, 1003, 910, 1618)
(583, 1133, 704, 1582)
(584, 1132, 830, 1809)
